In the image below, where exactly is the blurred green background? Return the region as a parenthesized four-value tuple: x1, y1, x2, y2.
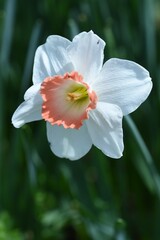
(0, 0, 160, 239)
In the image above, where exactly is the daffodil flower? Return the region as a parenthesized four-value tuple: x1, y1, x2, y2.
(12, 31, 152, 160)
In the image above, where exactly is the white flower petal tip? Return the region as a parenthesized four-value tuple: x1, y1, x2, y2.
(67, 31, 105, 84)
(12, 31, 152, 160)
(12, 85, 43, 128)
(47, 123, 92, 160)
(12, 99, 43, 128)
(87, 102, 124, 159)
(94, 58, 152, 116)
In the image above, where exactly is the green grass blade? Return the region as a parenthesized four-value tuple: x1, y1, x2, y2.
(20, 20, 42, 95)
(0, 0, 17, 65)
(125, 115, 160, 198)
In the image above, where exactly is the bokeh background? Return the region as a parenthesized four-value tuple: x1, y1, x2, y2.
(0, 0, 160, 239)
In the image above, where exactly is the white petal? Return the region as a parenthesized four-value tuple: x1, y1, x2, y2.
(33, 35, 74, 84)
(24, 83, 41, 100)
(93, 58, 152, 115)
(86, 102, 124, 158)
(12, 88, 43, 128)
(46, 122, 92, 160)
(67, 31, 105, 84)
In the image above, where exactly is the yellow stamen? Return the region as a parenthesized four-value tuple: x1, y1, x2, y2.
(67, 86, 88, 102)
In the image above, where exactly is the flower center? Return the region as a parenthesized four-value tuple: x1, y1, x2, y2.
(40, 71, 97, 129)
(67, 86, 88, 102)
